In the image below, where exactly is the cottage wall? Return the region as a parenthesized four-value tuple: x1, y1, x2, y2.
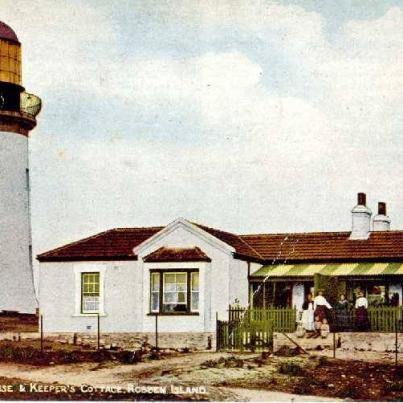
(39, 224, 251, 340)
(137, 224, 233, 332)
(39, 260, 142, 333)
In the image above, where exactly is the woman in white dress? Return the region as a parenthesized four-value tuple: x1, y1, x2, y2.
(301, 293, 315, 331)
(314, 290, 332, 322)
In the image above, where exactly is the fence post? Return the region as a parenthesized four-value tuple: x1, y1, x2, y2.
(97, 313, 100, 351)
(155, 314, 159, 350)
(40, 314, 44, 353)
(215, 312, 219, 352)
(333, 331, 336, 359)
(395, 315, 398, 367)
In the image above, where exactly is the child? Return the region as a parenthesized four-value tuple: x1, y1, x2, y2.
(320, 318, 330, 338)
(314, 315, 322, 337)
(295, 323, 305, 338)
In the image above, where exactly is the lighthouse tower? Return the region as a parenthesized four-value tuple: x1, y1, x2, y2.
(0, 21, 41, 313)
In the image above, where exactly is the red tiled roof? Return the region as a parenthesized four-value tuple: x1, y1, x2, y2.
(38, 223, 263, 262)
(240, 231, 403, 262)
(143, 247, 211, 262)
(37, 227, 163, 261)
(37, 223, 403, 263)
(194, 224, 263, 260)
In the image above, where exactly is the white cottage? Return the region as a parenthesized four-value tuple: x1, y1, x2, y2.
(38, 194, 403, 349)
(38, 218, 262, 349)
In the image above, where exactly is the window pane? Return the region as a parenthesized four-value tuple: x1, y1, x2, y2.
(83, 296, 99, 312)
(191, 292, 199, 311)
(164, 282, 176, 292)
(151, 292, 159, 311)
(164, 274, 176, 284)
(191, 272, 199, 291)
(151, 273, 160, 291)
(177, 283, 186, 292)
(177, 291, 186, 303)
(164, 292, 176, 303)
(176, 273, 186, 283)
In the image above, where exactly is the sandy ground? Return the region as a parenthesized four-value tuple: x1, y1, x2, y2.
(0, 351, 342, 401)
(222, 388, 340, 401)
(308, 348, 399, 363)
(0, 350, 399, 401)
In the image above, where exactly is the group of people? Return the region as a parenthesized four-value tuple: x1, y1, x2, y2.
(297, 290, 370, 337)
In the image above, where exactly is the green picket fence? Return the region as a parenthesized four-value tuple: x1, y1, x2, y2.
(217, 305, 403, 350)
(217, 306, 297, 351)
(228, 305, 296, 332)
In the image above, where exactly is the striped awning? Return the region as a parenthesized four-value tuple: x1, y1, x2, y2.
(251, 262, 403, 278)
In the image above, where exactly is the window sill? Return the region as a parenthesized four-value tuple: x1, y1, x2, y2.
(72, 313, 107, 317)
(147, 312, 200, 316)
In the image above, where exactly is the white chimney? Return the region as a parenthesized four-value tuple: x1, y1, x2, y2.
(350, 192, 372, 240)
(373, 202, 391, 231)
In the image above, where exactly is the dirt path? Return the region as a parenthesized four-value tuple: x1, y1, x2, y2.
(223, 387, 341, 401)
(0, 352, 237, 388)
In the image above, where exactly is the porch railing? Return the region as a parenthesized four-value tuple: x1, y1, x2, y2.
(332, 305, 403, 332)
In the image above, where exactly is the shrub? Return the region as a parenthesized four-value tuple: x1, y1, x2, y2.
(317, 355, 328, 366)
(278, 360, 305, 376)
(385, 380, 403, 392)
(200, 359, 217, 369)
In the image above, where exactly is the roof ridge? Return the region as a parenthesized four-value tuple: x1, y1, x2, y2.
(240, 231, 352, 237)
(234, 232, 264, 259)
(193, 222, 263, 259)
(109, 226, 165, 231)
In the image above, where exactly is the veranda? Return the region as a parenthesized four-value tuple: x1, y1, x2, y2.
(216, 305, 403, 351)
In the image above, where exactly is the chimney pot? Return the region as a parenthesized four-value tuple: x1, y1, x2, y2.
(358, 192, 366, 206)
(350, 193, 371, 240)
(378, 202, 386, 216)
(373, 201, 391, 231)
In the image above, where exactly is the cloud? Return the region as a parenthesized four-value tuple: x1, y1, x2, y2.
(1, 1, 403, 257)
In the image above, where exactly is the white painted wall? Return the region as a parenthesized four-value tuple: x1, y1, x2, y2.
(229, 259, 249, 307)
(0, 131, 37, 313)
(137, 223, 234, 332)
(39, 222, 251, 334)
(40, 261, 142, 333)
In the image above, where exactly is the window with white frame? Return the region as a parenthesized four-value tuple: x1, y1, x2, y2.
(150, 270, 199, 314)
(191, 272, 199, 311)
(150, 272, 160, 312)
(163, 272, 187, 312)
(81, 272, 100, 313)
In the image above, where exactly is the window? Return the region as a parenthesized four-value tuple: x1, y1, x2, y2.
(150, 270, 199, 314)
(163, 273, 187, 312)
(81, 272, 100, 313)
(150, 272, 160, 312)
(191, 272, 199, 311)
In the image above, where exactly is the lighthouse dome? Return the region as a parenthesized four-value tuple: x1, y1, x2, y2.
(0, 21, 19, 43)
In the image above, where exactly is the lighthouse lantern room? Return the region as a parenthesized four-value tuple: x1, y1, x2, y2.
(0, 21, 41, 314)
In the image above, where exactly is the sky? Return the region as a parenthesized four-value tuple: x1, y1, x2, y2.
(1, 0, 403, 257)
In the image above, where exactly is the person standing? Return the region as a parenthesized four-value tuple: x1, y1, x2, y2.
(314, 290, 332, 322)
(355, 291, 370, 331)
(335, 294, 350, 331)
(301, 293, 315, 332)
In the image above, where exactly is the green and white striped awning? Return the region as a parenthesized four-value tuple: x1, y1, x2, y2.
(251, 262, 403, 278)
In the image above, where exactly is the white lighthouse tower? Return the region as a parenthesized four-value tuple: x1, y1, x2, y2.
(0, 21, 41, 313)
